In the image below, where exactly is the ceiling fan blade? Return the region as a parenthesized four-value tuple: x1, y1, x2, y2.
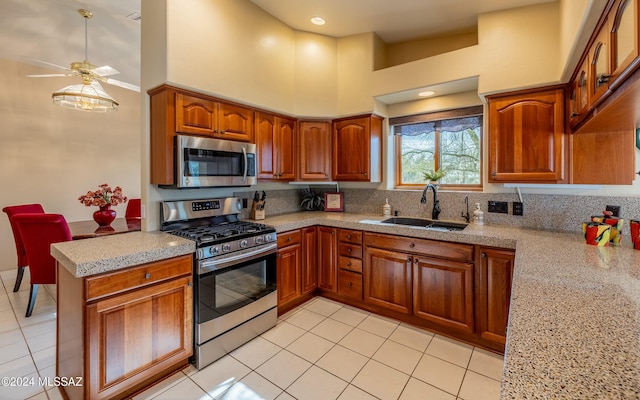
(92, 65, 120, 77)
(26, 74, 70, 78)
(22, 57, 73, 73)
(104, 78, 140, 92)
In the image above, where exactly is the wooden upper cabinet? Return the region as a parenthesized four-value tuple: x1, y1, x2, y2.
(176, 93, 217, 135)
(569, 59, 590, 128)
(255, 111, 296, 181)
(488, 88, 565, 183)
(589, 20, 611, 107)
(332, 114, 383, 182)
(610, 0, 639, 87)
(298, 121, 331, 181)
(175, 92, 253, 142)
(218, 102, 254, 142)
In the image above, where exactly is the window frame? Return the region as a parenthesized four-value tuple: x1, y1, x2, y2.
(391, 106, 483, 191)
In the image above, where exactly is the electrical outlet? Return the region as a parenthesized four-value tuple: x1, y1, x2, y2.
(488, 201, 508, 214)
(242, 198, 248, 208)
(512, 201, 524, 216)
(605, 205, 620, 217)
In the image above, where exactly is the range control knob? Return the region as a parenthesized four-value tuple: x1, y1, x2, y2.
(255, 236, 265, 244)
(222, 244, 231, 252)
(264, 234, 273, 242)
(240, 240, 248, 248)
(210, 246, 220, 255)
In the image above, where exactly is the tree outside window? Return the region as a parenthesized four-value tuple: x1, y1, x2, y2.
(393, 107, 482, 190)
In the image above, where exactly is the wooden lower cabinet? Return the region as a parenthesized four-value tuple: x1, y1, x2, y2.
(301, 227, 318, 294)
(363, 246, 413, 315)
(276, 232, 302, 308)
(317, 226, 338, 292)
(477, 247, 515, 347)
(413, 256, 474, 333)
(57, 255, 193, 400)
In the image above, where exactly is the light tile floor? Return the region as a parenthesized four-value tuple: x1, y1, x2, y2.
(0, 269, 504, 400)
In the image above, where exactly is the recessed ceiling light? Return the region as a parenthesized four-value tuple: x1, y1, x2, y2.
(418, 90, 435, 97)
(310, 16, 326, 26)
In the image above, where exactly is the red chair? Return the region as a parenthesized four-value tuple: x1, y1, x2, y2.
(125, 198, 141, 218)
(12, 214, 71, 317)
(2, 204, 45, 292)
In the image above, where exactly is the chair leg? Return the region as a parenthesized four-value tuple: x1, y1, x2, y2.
(13, 266, 25, 292)
(25, 284, 38, 318)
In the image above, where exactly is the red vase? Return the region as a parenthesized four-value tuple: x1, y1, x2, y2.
(93, 205, 116, 227)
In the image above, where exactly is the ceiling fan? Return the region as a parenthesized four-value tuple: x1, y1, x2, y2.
(26, 8, 139, 110)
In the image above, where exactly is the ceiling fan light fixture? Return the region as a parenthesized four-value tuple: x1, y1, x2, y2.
(52, 80, 118, 112)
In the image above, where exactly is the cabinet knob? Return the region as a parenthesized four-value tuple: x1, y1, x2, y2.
(414, 258, 419, 263)
(214, 129, 219, 133)
(347, 248, 352, 253)
(188, 281, 193, 287)
(363, 172, 368, 177)
(407, 257, 412, 263)
(287, 237, 292, 241)
(144, 273, 151, 279)
(347, 234, 352, 239)
(347, 282, 353, 288)
(481, 253, 486, 258)
(491, 172, 497, 177)
(570, 112, 579, 118)
(346, 261, 352, 266)
(409, 243, 415, 248)
(220, 130, 226, 134)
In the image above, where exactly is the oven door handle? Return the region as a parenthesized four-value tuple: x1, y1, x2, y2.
(198, 243, 277, 274)
(242, 146, 248, 183)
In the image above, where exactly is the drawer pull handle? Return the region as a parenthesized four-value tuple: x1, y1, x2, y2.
(144, 273, 151, 279)
(287, 237, 292, 241)
(346, 261, 352, 266)
(347, 234, 352, 239)
(347, 282, 353, 288)
(347, 248, 352, 253)
(409, 243, 415, 248)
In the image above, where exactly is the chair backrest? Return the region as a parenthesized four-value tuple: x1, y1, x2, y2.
(12, 213, 71, 285)
(125, 198, 141, 218)
(2, 204, 45, 267)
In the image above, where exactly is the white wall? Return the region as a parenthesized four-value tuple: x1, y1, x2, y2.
(0, 58, 141, 270)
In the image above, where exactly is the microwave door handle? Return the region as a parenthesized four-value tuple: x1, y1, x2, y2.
(242, 146, 248, 182)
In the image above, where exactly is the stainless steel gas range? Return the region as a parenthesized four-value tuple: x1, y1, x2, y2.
(161, 197, 277, 370)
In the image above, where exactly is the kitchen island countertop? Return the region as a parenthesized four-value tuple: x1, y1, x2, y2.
(255, 211, 640, 399)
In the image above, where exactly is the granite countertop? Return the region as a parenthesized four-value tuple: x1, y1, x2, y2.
(51, 231, 195, 278)
(257, 211, 640, 399)
(49, 211, 640, 398)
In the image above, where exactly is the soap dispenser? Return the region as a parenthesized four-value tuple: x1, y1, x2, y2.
(383, 198, 391, 216)
(473, 203, 484, 225)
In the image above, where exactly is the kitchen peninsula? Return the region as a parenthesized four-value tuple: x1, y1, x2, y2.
(49, 214, 640, 399)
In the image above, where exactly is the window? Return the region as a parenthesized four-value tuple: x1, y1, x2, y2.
(392, 106, 483, 190)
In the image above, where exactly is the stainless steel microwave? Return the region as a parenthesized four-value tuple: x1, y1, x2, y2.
(175, 135, 257, 188)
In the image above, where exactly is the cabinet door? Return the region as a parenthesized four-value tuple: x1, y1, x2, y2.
(275, 117, 296, 181)
(86, 276, 192, 400)
(317, 227, 337, 292)
(488, 88, 565, 182)
(413, 256, 474, 333)
(298, 121, 331, 180)
(175, 93, 217, 136)
(363, 246, 412, 315)
(589, 21, 611, 106)
(301, 226, 318, 294)
(255, 112, 276, 180)
(277, 243, 302, 307)
(332, 117, 371, 181)
(610, 0, 639, 86)
(477, 248, 514, 346)
(218, 102, 254, 142)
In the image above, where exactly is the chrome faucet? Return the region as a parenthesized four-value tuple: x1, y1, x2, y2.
(420, 183, 441, 220)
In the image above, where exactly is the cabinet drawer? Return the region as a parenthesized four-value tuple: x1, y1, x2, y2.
(364, 233, 473, 262)
(338, 229, 363, 244)
(338, 269, 362, 300)
(339, 243, 363, 259)
(277, 230, 301, 248)
(339, 256, 362, 273)
(85, 255, 192, 302)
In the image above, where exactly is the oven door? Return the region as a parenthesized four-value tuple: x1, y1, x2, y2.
(195, 244, 276, 345)
(176, 134, 257, 188)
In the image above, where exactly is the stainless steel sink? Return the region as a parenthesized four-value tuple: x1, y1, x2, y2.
(380, 217, 468, 231)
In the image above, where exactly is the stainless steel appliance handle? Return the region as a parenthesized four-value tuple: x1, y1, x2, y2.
(198, 243, 277, 274)
(242, 146, 248, 183)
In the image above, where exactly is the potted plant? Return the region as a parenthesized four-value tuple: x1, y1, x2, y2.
(423, 169, 445, 184)
(299, 188, 325, 211)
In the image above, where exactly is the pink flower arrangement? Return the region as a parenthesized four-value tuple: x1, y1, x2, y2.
(78, 184, 128, 207)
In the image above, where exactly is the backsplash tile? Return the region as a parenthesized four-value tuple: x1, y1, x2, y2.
(237, 188, 640, 234)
